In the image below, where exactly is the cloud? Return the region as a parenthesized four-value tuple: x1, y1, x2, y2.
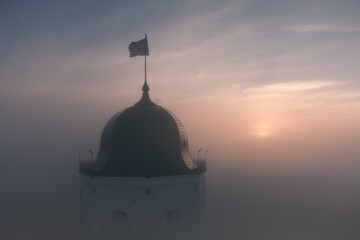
(243, 81, 344, 94)
(285, 24, 360, 33)
(239, 81, 360, 115)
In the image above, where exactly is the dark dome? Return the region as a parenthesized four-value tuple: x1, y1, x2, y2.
(79, 81, 205, 177)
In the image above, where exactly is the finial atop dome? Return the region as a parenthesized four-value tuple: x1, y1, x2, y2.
(142, 80, 149, 92)
(135, 79, 155, 106)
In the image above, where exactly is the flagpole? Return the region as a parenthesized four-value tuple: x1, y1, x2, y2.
(145, 33, 147, 85)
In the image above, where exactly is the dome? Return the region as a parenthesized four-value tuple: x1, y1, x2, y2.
(79, 81, 205, 177)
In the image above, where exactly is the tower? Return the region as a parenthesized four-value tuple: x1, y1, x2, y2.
(79, 82, 206, 240)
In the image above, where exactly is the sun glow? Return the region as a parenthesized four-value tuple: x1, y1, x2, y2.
(255, 124, 272, 137)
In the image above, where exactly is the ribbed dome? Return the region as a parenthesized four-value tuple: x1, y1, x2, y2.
(79, 82, 204, 177)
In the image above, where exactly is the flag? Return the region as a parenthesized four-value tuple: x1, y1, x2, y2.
(129, 37, 149, 57)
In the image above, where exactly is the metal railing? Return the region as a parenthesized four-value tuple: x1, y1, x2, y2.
(79, 158, 206, 173)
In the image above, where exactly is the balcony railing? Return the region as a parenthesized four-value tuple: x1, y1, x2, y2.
(79, 158, 206, 174)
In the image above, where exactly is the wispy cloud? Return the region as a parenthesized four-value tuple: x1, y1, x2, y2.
(243, 81, 344, 94)
(285, 24, 360, 33)
(239, 80, 360, 112)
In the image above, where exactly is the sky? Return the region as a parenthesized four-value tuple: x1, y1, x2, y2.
(1, 0, 360, 239)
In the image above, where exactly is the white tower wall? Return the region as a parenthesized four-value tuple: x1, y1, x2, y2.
(80, 173, 205, 240)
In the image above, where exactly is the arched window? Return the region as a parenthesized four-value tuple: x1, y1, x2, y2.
(112, 211, 128, 224)
(167, 209, 182, 223)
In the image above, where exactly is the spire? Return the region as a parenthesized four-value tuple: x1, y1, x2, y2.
(135, 79, 155, 106)
(142, 79, 149, 92)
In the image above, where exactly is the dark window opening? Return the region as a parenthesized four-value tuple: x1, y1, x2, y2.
(167, 209, 182, 223)
(112, 211, 128, 224)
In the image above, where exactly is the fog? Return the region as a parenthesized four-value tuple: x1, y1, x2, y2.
(1, 0, 360, 239)
(1, 83, 360, 239)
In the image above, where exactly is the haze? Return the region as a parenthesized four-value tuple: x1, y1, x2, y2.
(1, 0, 360, 239)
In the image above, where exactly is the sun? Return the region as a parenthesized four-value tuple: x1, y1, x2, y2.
(257, 130, 269, 137)
(255, 124, 272, 137)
